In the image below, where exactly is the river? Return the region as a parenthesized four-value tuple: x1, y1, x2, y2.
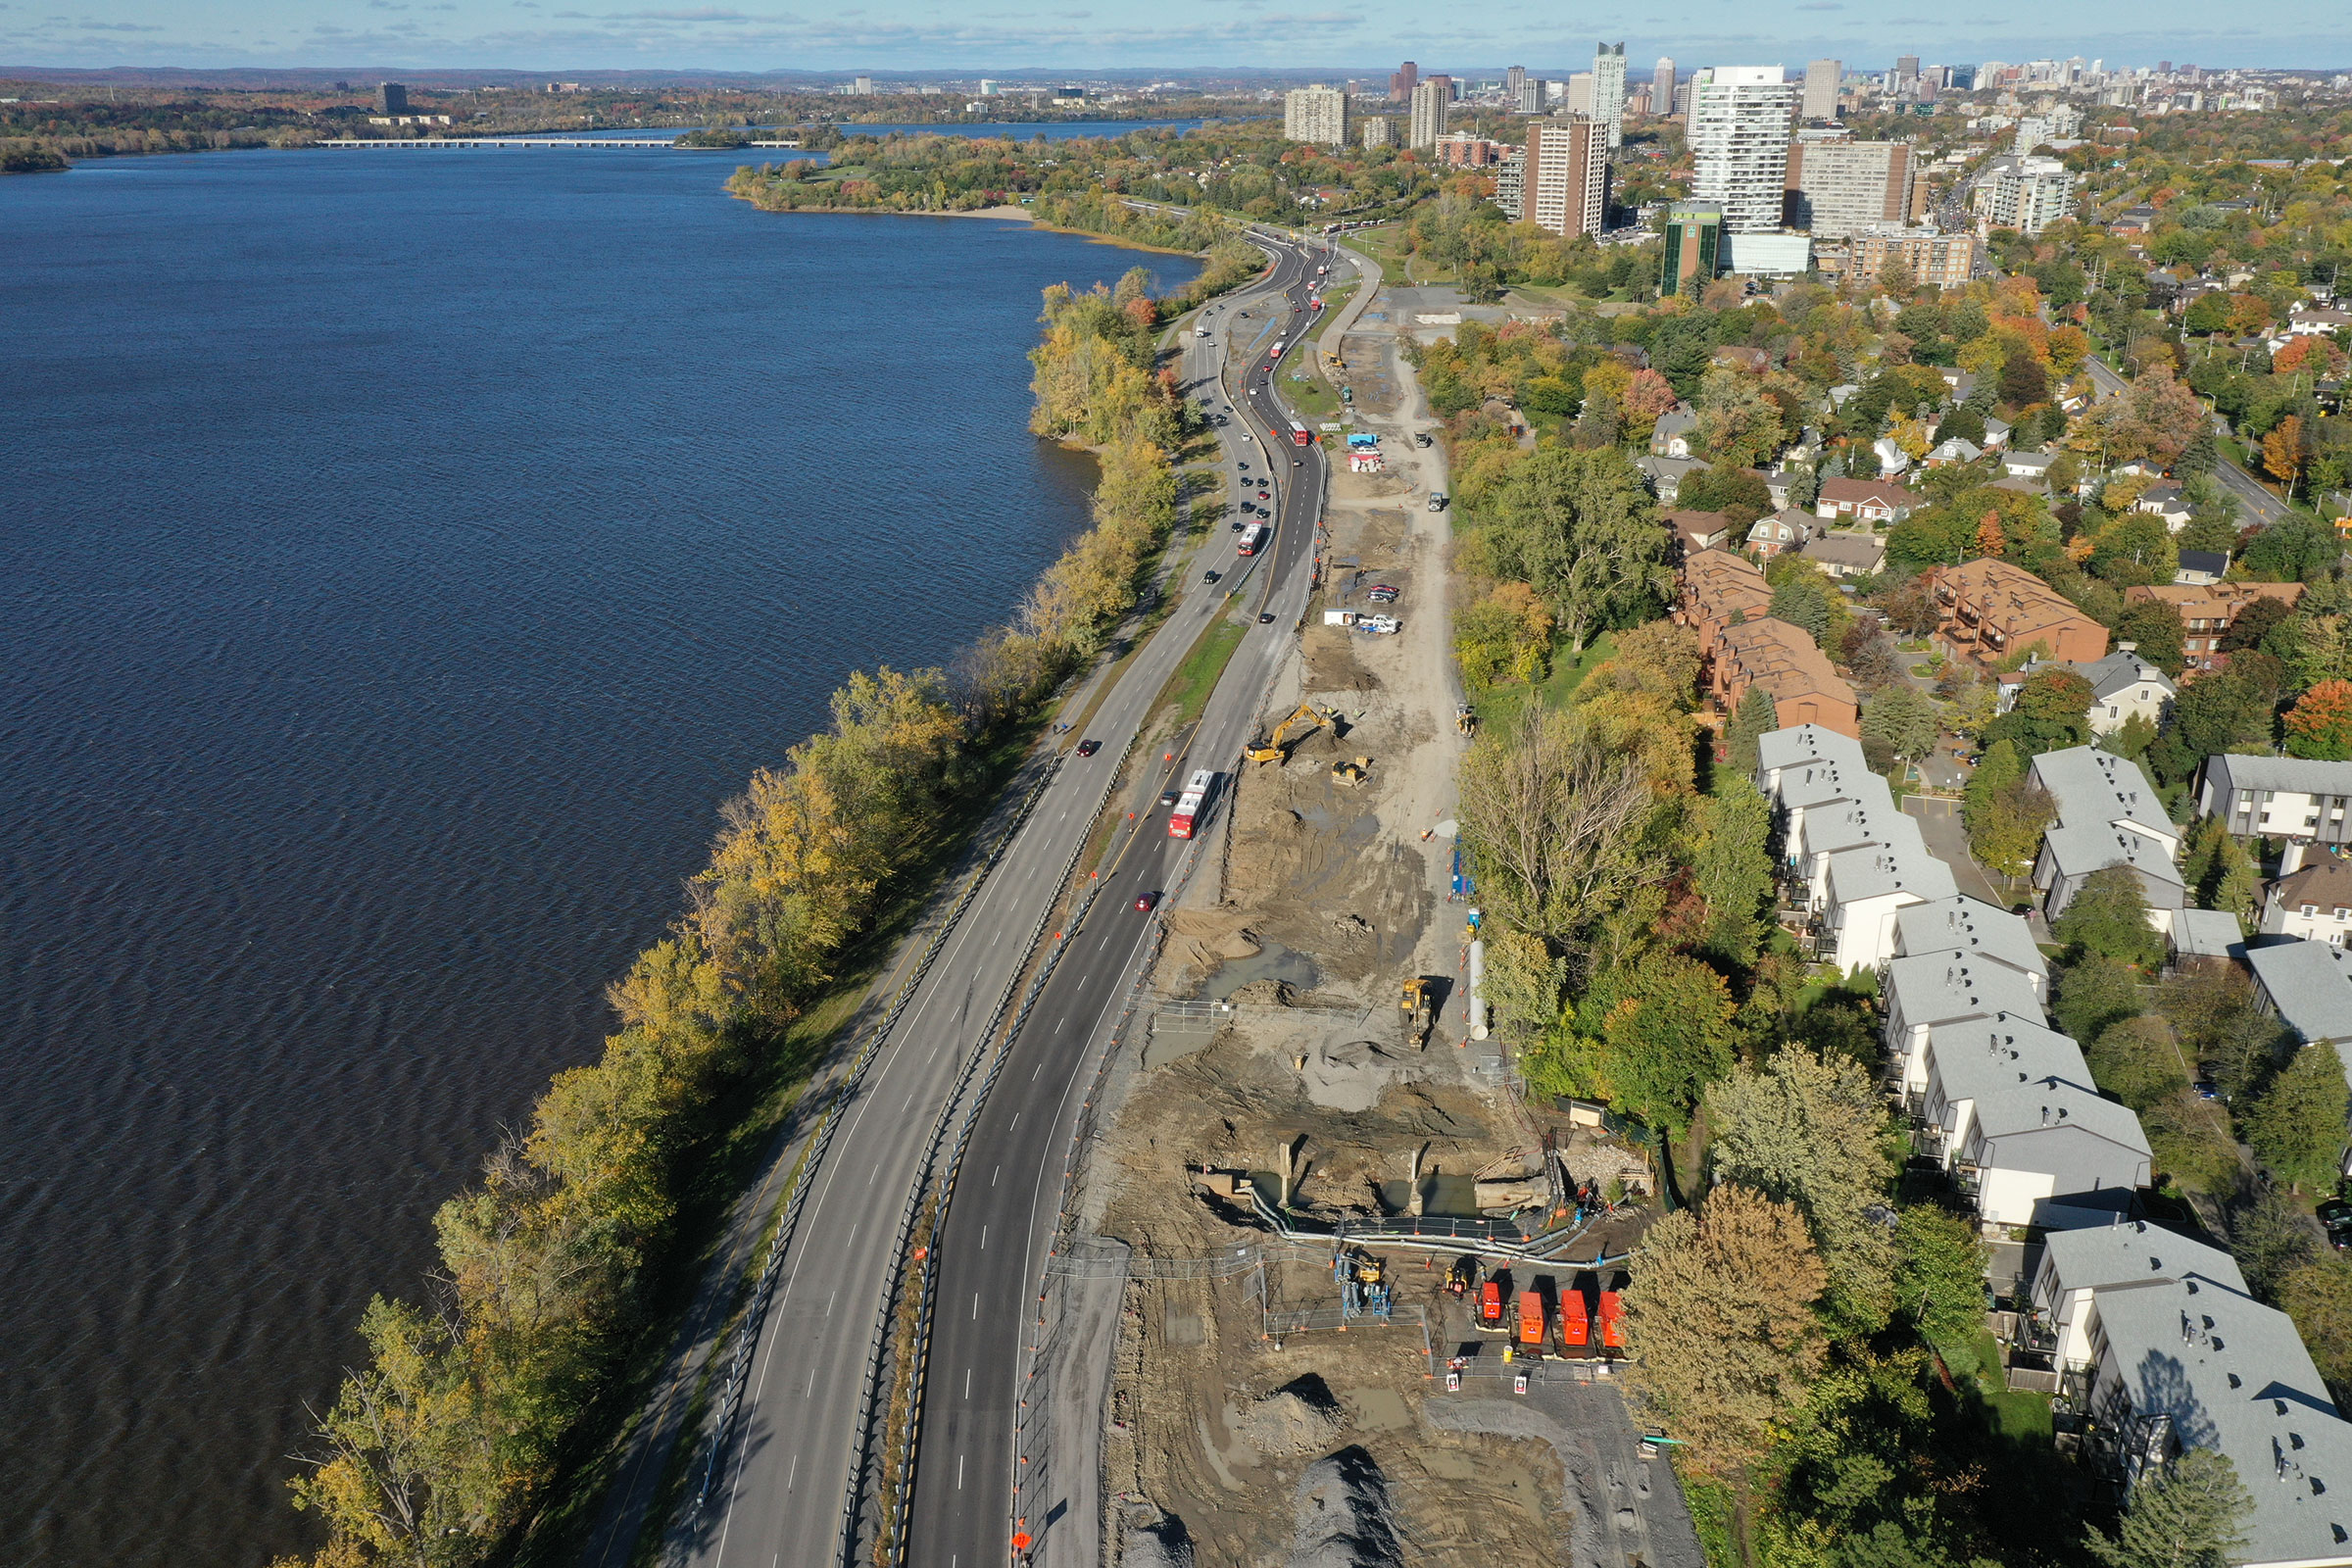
(0, 143, 1195, 1567)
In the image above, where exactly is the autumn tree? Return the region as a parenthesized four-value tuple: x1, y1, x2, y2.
(1622, 1185, 1829, 1470)
(2264, 415, 2307, 494)
(1704, 1049, 1897, 1333)
(2283, 678, 2352, 760)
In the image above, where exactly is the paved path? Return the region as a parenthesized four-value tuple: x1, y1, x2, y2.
(1903, 794, 2016, 909)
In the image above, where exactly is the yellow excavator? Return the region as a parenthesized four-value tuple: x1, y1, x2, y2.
(1401, 977, 1434, 1048)
(1245, 702, 1338, 765)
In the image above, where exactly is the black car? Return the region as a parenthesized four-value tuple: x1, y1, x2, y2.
(1159, 788, 1179, 808)
(1076, 738, 1101, 757)
(1259, 612, 1277, 624)
(2319, 1199, 2352, 1250)
(1202, 569, 1221, 584)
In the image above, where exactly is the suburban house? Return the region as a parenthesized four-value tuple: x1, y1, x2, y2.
(1649, 406, 1698, 458)
(1954, 1075, 2152, 1229)
(1713, 617, 1861, 738)
(1891, 895, 2051, 1002)
(2032, 1220, 2247, 1370)
(1814, 827, 1958, 972)
(2132, 483, 2194, 532)
(1982, 415, 2014, 450)
(1665, 510, 1737, 556)
(2197, 754, 2352, 850)
(2261, 854, 2352, 947)
(1815, 476, 1924, 523)
(1635, 453, 1712, 505)
(1873, 436, 1912, 475)
(1924, 558, 2110, 668)
(2125, 581, 2305, 670)
(2072, 648, 2176, 736)
(2002, 448, 2056, 480)
(1926, 436, 1984, 466)
(2027, 746, 2184, 920)
(1800, 529, 1886, 578)
(2175, 549, 2229, 586)
(2069, 1274, 2352, 1568)
(1745, 508, 1815, 560)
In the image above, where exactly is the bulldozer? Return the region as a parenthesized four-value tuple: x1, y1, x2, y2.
(1331, 757, 1371, 787)
(1401, 977, 1434, 1048)
(1245, 702, 1338, 765)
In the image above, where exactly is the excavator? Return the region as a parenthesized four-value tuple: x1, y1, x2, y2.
(1401, 977, 1434, 1048)
(1244, 702, 1338, 765)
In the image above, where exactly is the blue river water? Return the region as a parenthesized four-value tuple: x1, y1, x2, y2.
(0, 143, 1194, 1567)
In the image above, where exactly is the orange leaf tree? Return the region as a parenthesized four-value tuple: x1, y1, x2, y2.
(2285, 679, 2352, 760)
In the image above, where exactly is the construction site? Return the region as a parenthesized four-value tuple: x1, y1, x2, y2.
(1051, 293, 1706, 1568)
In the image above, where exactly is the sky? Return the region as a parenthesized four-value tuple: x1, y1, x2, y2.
(4, 0, 2343, 74)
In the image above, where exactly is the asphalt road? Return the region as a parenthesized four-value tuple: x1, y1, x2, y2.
(2080, 352, 2289, 525)
(679, 234, 1331, 1568)
(900, 238, 1344, 1568)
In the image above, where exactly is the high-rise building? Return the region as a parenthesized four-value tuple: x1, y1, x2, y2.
(1785, 133, 1912, 236)
(1361, 117, 1394, 149)
(1524, 114, 1610, 238)
(1505, 65, 1528, 102)
(978, 78, 999, 95)
(1661, 202, 1725, 296)
(376, 81, 409, 115)
(1428, 74, 1457, 101)
(1803, 59, 1841, 122)
(852, 75, 873, 95)
(1654, 56, 1676, 113)
(1391, 61, 1418, 102)
(1629, 83, 1653, 117)
(1973, 155, 2076, 235)
(1495, 151, 1526, 220)
(1408, 79, 1449, 149)
(1839, 224, 1978, 288)
(1894, 55, 1921, 83)
(1283, 84, 1350, 146)
(1566, 73, 1592, 115)
(1592, 43, 1627, 148)
(1684, 67, 1710, 134)
(1517, 79, 1543, 114)
(1689, 66, 1800, 232)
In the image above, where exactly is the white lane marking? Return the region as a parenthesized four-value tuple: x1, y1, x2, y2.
(972, 1292, 980, 1319)
(958, 1453, 965, 1489)
(980, 1225, 988, 1250)
(785, 1455, 797, 1492)
(966, 1367, 973, 1398)
(992, 1164, 1000, 1186)
(806, 1365, 816, 1396)
(825, 1289, 837, 1316)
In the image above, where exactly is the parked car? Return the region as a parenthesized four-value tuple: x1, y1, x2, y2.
(1413, 431, 1434, 448)
(2319, 1199, 2352, 1250)
(1076, 738, 1101, 757)
(1428, 493, 1448, 512)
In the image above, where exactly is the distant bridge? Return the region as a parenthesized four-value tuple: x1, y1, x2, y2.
(316, 137, 803, 150)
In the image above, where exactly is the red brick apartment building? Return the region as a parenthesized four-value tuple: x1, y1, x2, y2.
(1924, 559, 2109, 668)
(1677, 549, 1861, 736)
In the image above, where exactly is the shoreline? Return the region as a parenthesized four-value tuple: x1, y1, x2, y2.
(724, 188, 1215, 260)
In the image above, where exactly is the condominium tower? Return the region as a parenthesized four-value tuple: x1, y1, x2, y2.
(1408, 78, 1449, 149)
(1653, 56, 1675, 114)
(1524, 114, 1610, 238)
(1592, 42, 1627, 147)
(1973, 155, 2076, 235)
(1505, 65, 1527, 102)
(1283, 84, 1349, 146)
(1802, 59, 1841, 121)
(1390, 60, 1418, 102)
(1785, 132, 1913, 236)
(1689, 66, 1801, 231)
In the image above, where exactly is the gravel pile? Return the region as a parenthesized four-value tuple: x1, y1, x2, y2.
(1288, 1446, 1404, 1568)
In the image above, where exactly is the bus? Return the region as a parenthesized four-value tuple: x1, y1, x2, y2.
(1288, 419, 1311, 447)
(1168, 768, 1215, 839)
(1237, 522, 1269, 557)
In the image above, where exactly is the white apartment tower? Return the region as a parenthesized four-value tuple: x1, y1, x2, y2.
(1408, 79, 1449, 149)
(1690, 66, 1801, 232)
(1654, 56, 1676, 114)
(1505, 65, 1527, 102)
(1974, 155, 2076, 235)
(1803, 59, 1841, 121)
(1283, 83, 1349, 146)
(1361, 116, 1393, 149)
(1525, 114, 1610, 238)
(1592, 42, 1628, 147)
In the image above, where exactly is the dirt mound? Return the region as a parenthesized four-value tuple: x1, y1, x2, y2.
(1238, 1376, 1345, 1455)
(1121, 1514, 1197, 1568)
(1289, 1446, 1404, 1568)
(1300, 1038, 1421, 1112)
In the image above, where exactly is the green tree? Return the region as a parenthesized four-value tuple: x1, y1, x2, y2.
(1688, 778, 1774, 968)
(1705, 1049, 1898, 1333)
(1963, 740, 2057, 877)
(2087, 1015, 2191, 1111)
(2220, 593, 2292, 653)
(1621, 1185, 1828, 1471)
(2083, 1448, 2253, 1568)
(2054, 954, 2148, 1044)
(2088, 514, 2180, 588)
(1587, 953, 1740, 1134)
(2241, 1044, 2352, 1192)
(2000, 350, 2049, 407)
(1861, 685, 1939, 766)
(2114, 600, 2187, 677)
(1894, 1205, 1991, 1348)
(2278, 1257, 2352, 1394)
(1724, 684, 1782, 779)
(1982, 667, 2092, 756)
(2148, 670, 2274, 788)
(2054, 865, 2168, 970)
(1483, 447, 1673, 651)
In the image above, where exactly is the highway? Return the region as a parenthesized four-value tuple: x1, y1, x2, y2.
(900, 231, 1339, 1568)
(2080, 350, 2290, 526)
(675, 231, 1335, 1568)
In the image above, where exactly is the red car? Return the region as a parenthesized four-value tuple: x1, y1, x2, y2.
(1135, 891, 1161, 912)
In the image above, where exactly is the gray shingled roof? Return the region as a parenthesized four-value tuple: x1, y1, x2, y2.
(1757, 724, 1867, 778)
(2041, 1218, 2248, 1299)
(1924, 1015, 2091, 1111)
(2206, 753, 2352, 797)
(1894, 896, 2051, 985)
(2244, 938, 2352, 1046)
(1824, 818, 1959, 905)
(1885, 953, 2045, 1032)
(2073, 651, 2176, 705)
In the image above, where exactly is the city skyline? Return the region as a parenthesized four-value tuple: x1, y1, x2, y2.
(5, 0, 2344, 73)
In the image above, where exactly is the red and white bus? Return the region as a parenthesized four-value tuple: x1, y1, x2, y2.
(1288, 419, 1311, 447)
(1237, 522, 1269, 557)
(1168, 768, 1215, 839)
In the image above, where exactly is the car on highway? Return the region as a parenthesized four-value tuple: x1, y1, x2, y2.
(1135, 891, 1161, 912)
(1202, 569, 1221, 584)
(1159, 787, 1179, 808)
(1259, 612, 1277, 624)
(1075, 738, 1101, 757)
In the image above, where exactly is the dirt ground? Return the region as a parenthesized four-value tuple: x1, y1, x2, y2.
(1076, 290, 1682, 1568)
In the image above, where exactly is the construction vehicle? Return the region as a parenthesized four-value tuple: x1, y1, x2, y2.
(1244, 702, 1336, 765)
(1476, 1279, 1507, 1332)
(1332, 757, 1370, 787)
(1455, 703, 1477, 737)
(1400, 977, 1434, 1047)
(1516, 1290, 1546, 1353)
(1446, 1255, 1478, 1298)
